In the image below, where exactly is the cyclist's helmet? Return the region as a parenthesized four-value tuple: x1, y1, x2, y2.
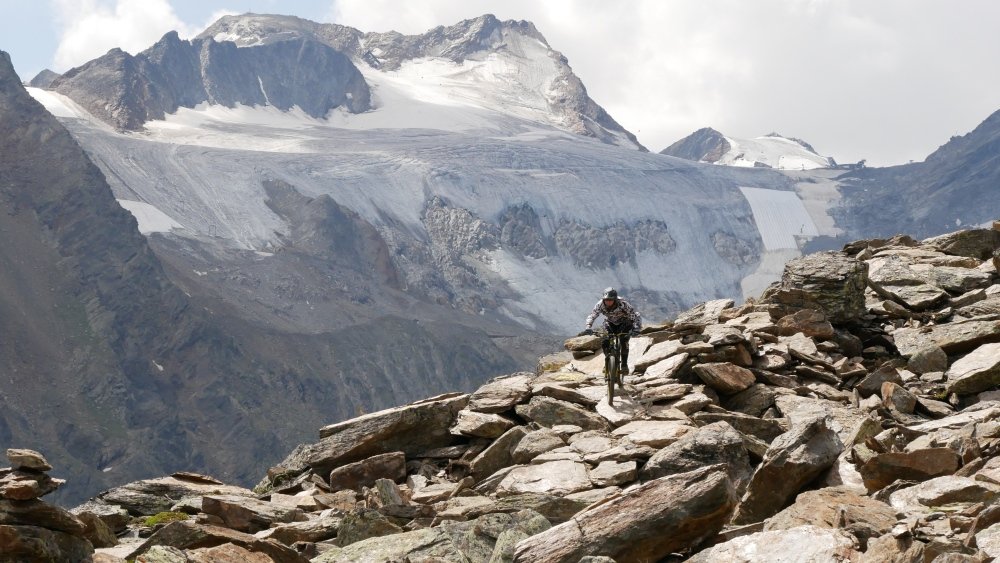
(602, 287, 618, 301)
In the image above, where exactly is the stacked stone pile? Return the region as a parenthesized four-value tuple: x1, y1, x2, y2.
(0, 448, 95, 562)
(10, 222, 1000, 562)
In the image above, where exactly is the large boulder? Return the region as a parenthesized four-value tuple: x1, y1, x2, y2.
(254, 514, 342, 545)
(0, 469, 63, 500)
(912, 264, 993, 293)
(96, 475, 254, 516)
(334, 508, 404, 547)
(450, 409, 516, 438)
(893, 320, 1000, 357)
(326, 452, 406, 492)
(466, 373, 533, 413)
(889, 476, 1000, 514)
(515, 397, 608, 431)
(124, 520, 306, 561)
(511, 428, 567, 464)
(307, 393, 469, 475)
(731, 416, 844, 524)
(775, 309, 835, 339)
(513, 465, 736, 563)
(692, 363, 756, 395)
(924, 228, 1000, 260)
(763, 487, 896, 537)
(470, 426, 530, 481)
(640, 421, 753, 494)
(867, 255, 950, 310)
(946, 343, 1000, 395)
(6, 449, 53, 472)
(859, 448, 961, 492)
(496, 460, 593, 497)
(691, 411, 789, 443)
(315, 527, 459, 562)
(686, 525, 861, 562)
(200, 495, 306, 533)
(0, 524, 94, 563)
(673, 299, 735, 327)
(760, 251, 868, 324)
(611, 421, 695, 448)
(0, 499, 85, 536)
(859, 533, 926, 562)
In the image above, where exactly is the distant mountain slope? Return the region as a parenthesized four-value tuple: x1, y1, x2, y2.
(50, 30, 369, 131)
(51, 12, 643, 150)
(662, 128, 834, 170)
(0, 50, 544, 504)
(832, 108, 1000, 238)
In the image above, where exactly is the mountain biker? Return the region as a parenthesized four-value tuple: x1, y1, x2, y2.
(580, 287, 642, 376)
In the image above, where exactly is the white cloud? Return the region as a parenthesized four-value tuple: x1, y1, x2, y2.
(51, 0, 198, 71)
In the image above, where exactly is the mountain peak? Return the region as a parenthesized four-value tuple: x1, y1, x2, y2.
(662, 128, 832, 170)
(27, 68, 61, 88)
(53, 12, 643, 149)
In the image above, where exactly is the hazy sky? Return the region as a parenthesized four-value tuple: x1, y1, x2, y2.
(3, 0, 999, 166)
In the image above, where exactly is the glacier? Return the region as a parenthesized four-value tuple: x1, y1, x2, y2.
(25, 23, 843, 335)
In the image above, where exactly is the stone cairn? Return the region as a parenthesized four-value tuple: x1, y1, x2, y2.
(8, 221, 1000, 562)
(0, 448, 99, 562)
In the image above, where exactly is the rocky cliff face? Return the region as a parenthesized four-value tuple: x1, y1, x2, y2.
(50, 30, 370, 131)
(6, 221, 1000, 561)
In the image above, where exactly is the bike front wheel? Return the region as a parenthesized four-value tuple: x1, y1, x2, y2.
(606, 353, 618, 405)
(617, 355, 625, 389)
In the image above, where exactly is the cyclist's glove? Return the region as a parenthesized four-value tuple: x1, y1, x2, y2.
(579, 328, 594, 337)
(630, 329, 640, 338)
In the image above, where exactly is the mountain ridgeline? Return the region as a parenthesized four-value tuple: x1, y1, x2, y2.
(834, 108, 1000, 239)
(50, 30, 370, 131)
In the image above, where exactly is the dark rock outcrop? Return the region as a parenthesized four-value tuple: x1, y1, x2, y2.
(51, 30, 370, 131)
(660, 127, 731, 163)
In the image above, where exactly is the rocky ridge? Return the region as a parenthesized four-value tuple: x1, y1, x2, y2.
(199, 13, 643, 148)
(6, 221, 1000, 561)
(47, 13, 642, 149)
(49, 30, 370, 131)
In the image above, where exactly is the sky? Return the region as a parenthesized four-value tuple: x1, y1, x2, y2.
(2, 0, 999, 167)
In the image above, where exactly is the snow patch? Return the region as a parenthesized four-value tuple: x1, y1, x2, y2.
(718, 135, 831, 170)
(142, 102, 327, 152)
(117, 200, 183, 234)
(257, 76, 270, 105)
(26, 87, 92, 119)
(739, 187, 819, 250)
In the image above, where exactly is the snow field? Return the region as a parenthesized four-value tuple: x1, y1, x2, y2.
(739, 187, 819, 250)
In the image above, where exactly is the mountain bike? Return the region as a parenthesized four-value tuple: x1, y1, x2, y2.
(597, 330, 629, 406)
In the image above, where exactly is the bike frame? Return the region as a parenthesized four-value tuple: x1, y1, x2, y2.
(597, 330, 629, 405)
